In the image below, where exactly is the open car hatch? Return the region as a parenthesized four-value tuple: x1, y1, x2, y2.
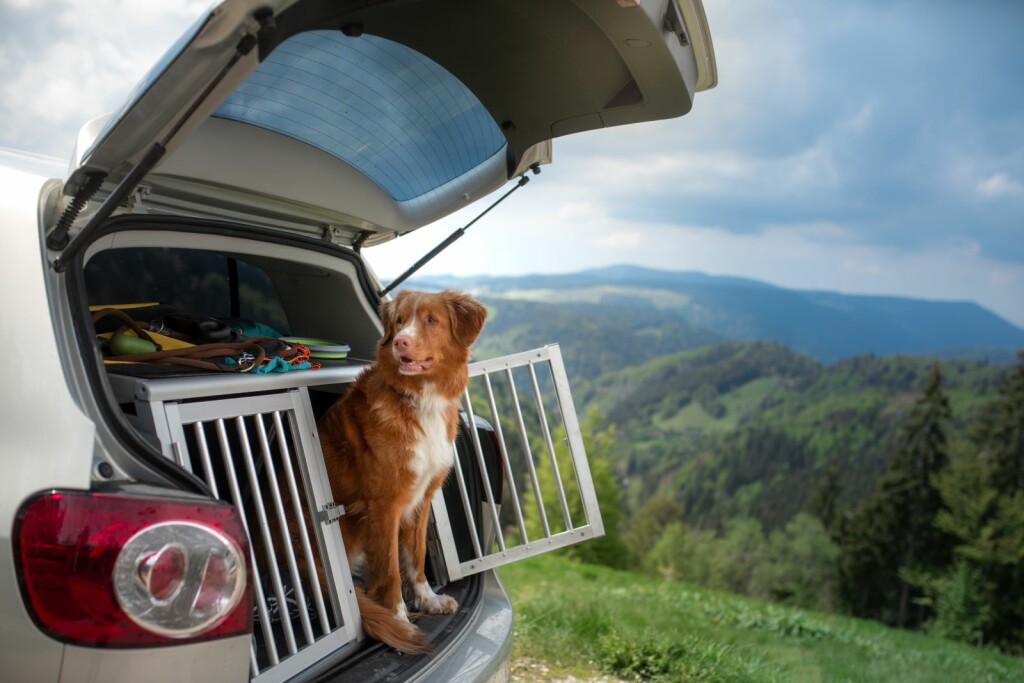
(51, 0, 717, 253)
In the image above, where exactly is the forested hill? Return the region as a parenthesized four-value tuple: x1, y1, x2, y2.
(451, 286, 1011, 532)
(469, 297, 722, 381)
(412, 265, 1024, 363)
(576, 341, 1008, 533)
(451, 286, 1016, 533)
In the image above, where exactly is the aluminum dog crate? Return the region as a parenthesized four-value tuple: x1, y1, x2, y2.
(107, 344, 603, 681)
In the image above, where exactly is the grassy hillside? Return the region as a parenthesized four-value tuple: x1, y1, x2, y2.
(501, 554, 1024, 682)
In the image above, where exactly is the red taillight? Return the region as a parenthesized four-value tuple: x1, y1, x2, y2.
(14, 490, 252, 647)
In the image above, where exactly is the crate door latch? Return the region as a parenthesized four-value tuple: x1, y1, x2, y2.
(317, 502, 346, 525)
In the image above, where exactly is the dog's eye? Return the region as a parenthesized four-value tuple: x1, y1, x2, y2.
(395, 316, 403, 326)
(426, 315, 438, 325)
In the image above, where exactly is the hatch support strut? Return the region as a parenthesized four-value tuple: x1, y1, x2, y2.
(48, 12, 272, 273)
(50, 143, 166, 273)
(379, 166, 540, 297)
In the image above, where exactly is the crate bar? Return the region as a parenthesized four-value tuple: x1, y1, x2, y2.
(546, 345, 604, 537)
(429, 468, 467, 582)
(172, 391, 302, 424)
(287, 389, 360, 637)
(236, 416, 299, 656)
(505, 367, 550, 537)
(271, 410, 331, 635)
(249, 629, 357, 683)
(467, 346, 555, 377)
(456, 526, 597, 577)
(528, 361, 574, 531)
(190, 420, 220, 498)
(188, 419, 259, 677)
(254, 413, 315, 646)
(114, 362, 367, 403)
(482, 373, 529, 544)
(215, 417, 280, 668)
(461, 387, 506, 553)
(449, 440, 483, 559)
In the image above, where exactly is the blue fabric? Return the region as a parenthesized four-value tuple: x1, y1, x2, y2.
(233, 320, 284, 338)
(223, 356, 312, 373)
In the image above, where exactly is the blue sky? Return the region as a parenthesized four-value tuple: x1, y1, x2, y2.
(1, 0, 1022, 326)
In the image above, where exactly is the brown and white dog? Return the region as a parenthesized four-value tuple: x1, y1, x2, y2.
(317, 289, 487, 654)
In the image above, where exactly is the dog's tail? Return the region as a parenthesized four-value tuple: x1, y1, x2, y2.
(355, 588, 432, 655)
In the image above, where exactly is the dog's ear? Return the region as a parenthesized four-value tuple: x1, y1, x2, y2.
(378, 295, 400, 346)
(444, 290, 487, 348)
(380, 290, 415, 346)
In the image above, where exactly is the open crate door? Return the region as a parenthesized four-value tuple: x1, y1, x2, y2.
(430, 345, 604, 581)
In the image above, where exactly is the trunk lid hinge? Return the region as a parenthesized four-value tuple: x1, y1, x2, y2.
(322, 224, 344, 243)
(129, 184, 152, 214)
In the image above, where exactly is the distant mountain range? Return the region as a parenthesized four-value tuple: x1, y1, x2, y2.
(410, 265, 1024, 364)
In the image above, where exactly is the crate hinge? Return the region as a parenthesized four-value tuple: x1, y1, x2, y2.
(318, 501, 346, 525)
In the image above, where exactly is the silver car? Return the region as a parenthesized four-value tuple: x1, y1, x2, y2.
(0, 1, 716, 681)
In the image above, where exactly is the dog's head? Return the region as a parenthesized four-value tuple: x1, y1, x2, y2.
(379, 290, 487, 377)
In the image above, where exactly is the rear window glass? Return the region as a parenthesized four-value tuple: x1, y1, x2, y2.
(213, 31, 507, 202)
(84, 248, 290, 335)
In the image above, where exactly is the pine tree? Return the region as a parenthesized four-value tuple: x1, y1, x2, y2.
(976, 351, 1024, 496)
(932, 353, 1024, 652)
(837, 363, 954, 628)
(806, 463, 842, 534)
(888, 363, 955, 627)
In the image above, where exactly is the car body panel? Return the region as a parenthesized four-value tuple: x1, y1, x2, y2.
(0, 161, 258, 683)
(409, 571, 513, 683)
(58, 636, 252, 683)
(0, 162, 96, 681)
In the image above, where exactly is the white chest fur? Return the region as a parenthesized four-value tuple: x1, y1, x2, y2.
(404, 383, 455, 519)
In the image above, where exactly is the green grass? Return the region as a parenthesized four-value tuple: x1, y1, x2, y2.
(500, 554, 1024, 682)
(651, 377, 779, 434)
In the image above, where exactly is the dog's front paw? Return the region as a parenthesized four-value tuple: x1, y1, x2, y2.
(413, 583, 458, 614)
(418, 593, 458, 615)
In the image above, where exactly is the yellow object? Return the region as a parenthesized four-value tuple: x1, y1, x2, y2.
(89, 302, 161, 312)
(98, 329, 195, 350)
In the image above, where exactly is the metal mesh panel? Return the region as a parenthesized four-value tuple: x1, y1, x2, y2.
(432, 345, 604, 581)
(165, 391, 358, 682)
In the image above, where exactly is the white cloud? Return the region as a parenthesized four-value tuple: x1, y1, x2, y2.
(0, 0, 205, 157)
(555, 200, 599, 221)
(597, 231, 643, 248)
(975, 173, 1024, 199)
(554, 97, 875, 204)
(763, 221, 853, 241)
